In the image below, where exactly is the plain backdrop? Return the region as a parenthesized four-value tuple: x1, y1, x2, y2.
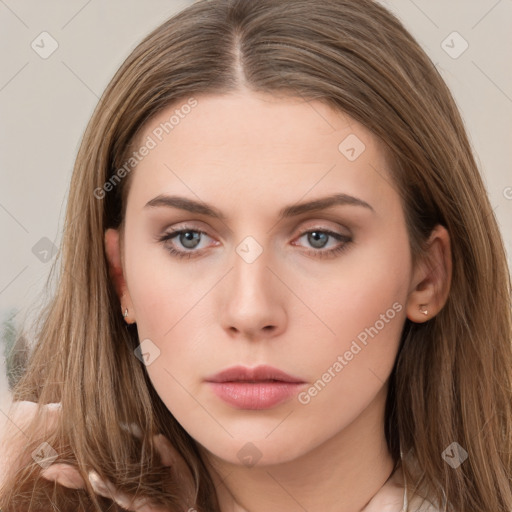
(1, 0, 511, 412)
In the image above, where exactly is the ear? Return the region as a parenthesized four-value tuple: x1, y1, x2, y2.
(104, 228, 135, 323)
(406, 224, 452, 323)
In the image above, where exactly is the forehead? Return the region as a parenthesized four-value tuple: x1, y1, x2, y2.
(125, 91, 398, 217)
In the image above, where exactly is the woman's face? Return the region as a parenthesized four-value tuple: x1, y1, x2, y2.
(110, 90, 416, 467)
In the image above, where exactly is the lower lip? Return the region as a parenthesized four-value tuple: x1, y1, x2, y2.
(207, 381, 305, 410)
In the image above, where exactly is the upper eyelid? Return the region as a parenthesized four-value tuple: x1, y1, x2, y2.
(162, 223, 349, 238)
(163, 217, 351, 235)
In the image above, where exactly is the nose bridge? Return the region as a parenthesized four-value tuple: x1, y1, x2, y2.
(231, 234, 274, 305)
(218, 233, 287, 338)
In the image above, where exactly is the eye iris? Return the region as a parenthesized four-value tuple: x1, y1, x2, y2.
(180, 231, 201, 249)
(173, 230, 335, 252)
(308, 231, 328, 249)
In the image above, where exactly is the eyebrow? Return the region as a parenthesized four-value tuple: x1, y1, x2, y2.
(144, 193, 375, 220)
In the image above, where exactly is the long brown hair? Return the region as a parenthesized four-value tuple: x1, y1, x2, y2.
(1, 0, 511, 510)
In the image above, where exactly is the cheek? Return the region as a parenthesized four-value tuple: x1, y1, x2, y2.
(292, 278, 406, 445)
(319, 228, 410, 344)
(303, 229, 410, 395)
(123, 239, 212, 402)
(123, 231, 198, 339)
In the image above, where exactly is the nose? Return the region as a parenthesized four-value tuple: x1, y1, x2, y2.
(218, 244, 287, 341)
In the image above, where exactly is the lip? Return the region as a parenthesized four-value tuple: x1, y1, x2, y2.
(204, 364, 305, 384)
(205, 365, 306, 410)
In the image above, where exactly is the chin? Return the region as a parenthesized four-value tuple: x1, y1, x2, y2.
(196, 432, 314, 469)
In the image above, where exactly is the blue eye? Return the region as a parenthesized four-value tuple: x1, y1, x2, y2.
(157, 227, 352, 259)
(293, 229, 352, 259)
(157, 229, 213, 259)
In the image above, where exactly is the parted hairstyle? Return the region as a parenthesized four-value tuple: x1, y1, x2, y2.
(1, 0, 511, 510)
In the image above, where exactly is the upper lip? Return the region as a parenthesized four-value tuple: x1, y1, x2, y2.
(205, 365, 305, 383)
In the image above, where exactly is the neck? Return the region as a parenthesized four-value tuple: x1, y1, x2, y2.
(203, 384, 396, 512)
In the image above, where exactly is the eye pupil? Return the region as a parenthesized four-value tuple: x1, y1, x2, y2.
(308, 231, 328, 248)
(180, 231, 201, 249)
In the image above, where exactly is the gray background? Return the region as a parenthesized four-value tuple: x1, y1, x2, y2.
(1, 0, 511, 413)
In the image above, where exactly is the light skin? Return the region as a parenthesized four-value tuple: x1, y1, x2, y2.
(41, 89, 452, 511)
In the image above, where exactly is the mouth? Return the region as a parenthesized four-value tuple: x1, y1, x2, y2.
(204, 364, 305, 384)
(205, 365, 306, 410)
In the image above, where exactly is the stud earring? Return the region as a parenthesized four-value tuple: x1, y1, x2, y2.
(419, 304, 429, 316)
(122, 306, 136, 325)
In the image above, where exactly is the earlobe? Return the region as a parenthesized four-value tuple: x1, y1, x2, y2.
(104, 228, 136, 324)
(406, 225, 452, 323)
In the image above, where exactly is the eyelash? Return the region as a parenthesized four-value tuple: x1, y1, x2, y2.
(157, 226, 352, 260)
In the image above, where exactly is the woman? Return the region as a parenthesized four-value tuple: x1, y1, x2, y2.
(1, 0, 511, 511)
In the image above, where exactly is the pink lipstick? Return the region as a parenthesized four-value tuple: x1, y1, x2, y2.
(205, 365, 306, 410)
